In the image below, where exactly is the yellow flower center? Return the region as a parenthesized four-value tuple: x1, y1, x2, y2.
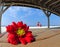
(16, 28, 25, 36)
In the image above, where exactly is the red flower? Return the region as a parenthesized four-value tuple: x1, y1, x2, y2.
(7, 33, 19, 45)
(6, 21, 35, 45)
(19, 37, 27, 45)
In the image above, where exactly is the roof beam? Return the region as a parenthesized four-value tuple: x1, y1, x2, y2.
(2, 2, 15, 14)
(39, 0, 42, 1)
(0, 0, 2, 5)
(2, 6, 10, 14)
(52, 3, 60, 9)
(3, 2, 60, 16)
(45, 0, 51, 5)
(56, 4, 60, 7)
(49, 0, 60, 7)
(0, 0, 2, 2)
(38, 0, 42, 3)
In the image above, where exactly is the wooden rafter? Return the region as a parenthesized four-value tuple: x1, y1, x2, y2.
(45, 0, 51, 5)
(38, 0, 42, 4)
(0, 0, 2, 2)
(1, 0, 60, 16)
(2, 2, 15, 14)
(52, 3, 60, 9)
(5, 2, 60, 16)
(2, 6, 10, 14)
(49, 0, 60, 7)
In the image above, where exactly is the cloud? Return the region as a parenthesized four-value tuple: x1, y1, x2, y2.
(3, 6, 33, 19)
(3, 7, 21, 19)
(3, 6, 42, 19)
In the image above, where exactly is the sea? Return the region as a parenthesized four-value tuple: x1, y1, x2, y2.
(1, 26, 60, 33)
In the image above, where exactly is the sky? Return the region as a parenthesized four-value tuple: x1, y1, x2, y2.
(2, 6, 60, 26)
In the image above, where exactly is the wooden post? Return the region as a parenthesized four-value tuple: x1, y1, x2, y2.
(47, 15, 50, 28)
(0, 2, 12, 34)
(0, 6, 3, 34)
(0, 9, 1, 33)
(43, 10, 51, 28)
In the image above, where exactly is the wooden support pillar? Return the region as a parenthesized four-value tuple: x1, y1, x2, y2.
(0, 3, 11, 34)
(0, 3, 8, 34)
(48, 15, 50, 28)
(0, 15, 2, 33)
(43, 10, 51, 28)
(0, 5, 3, 34)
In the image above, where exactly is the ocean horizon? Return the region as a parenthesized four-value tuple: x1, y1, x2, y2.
(1, 26, 60, 33)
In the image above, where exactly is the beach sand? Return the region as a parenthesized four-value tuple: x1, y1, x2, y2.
(0, 28, 60, 47)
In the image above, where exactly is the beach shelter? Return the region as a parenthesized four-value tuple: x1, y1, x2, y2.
(0, 0, 60, 33)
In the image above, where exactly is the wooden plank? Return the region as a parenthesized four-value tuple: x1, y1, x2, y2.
(49, 0, 60, 7)
(45, 0, 51, 5)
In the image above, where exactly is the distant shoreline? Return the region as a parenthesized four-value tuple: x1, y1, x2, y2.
(1, 25, 60, 27)
(1, 26, 60, 33)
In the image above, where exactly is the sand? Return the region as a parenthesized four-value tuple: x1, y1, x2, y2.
(0, 29, 60, 47)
